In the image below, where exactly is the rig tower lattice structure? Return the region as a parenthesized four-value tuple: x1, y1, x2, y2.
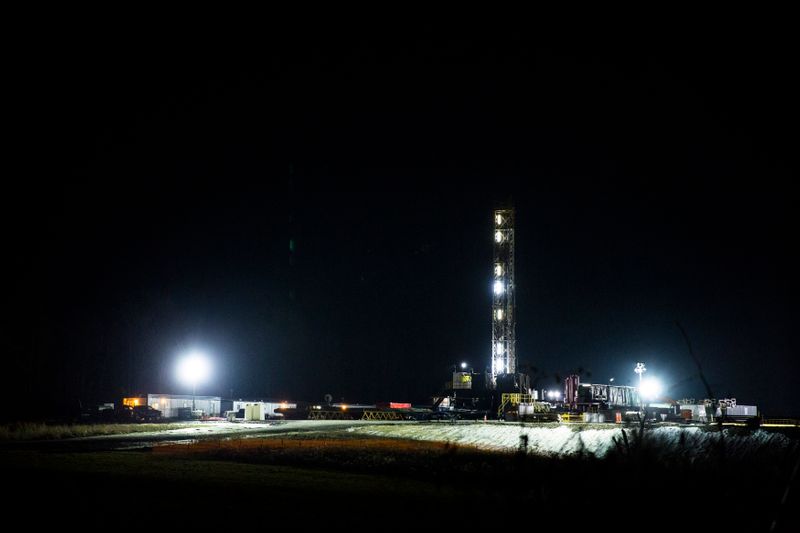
(491, 208, 515, 387)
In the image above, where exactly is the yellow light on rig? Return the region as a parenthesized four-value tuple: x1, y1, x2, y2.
(495, 213, 503, 226)
(494, 263, 504, 277)
(340, 404, 348, 411)
(495, 309, 504, 320)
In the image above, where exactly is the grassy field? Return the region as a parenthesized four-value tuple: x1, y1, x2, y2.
(1, 445, 478, 527)
(0, 421, 198, 441)
(2, 430, 797, 530)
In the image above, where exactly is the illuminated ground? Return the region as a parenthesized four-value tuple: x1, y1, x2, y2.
(47, 420, 799, 461)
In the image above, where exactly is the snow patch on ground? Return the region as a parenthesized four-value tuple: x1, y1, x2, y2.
(350, 423, 796, 459)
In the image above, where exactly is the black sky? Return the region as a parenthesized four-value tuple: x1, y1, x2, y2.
(5, 23, 798, 418)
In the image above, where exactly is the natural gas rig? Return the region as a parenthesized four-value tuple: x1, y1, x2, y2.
(441, 207, 642, 422)
(274, 206, 762, 425)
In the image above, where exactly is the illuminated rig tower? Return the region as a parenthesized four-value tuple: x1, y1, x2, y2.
(491, 208, 515, 387)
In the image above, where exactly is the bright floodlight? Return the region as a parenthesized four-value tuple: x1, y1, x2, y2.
(495, 231, 503, 243)
(460, 362, 468, 369)
(493, 280, 505, 295)
(639, 378, 663, 401)
(177, 352, 211, 388)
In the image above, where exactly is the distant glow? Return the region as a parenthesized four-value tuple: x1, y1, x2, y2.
(176, 352, 211, 388)
(495, 309, 504, 320)
(639, 378, 663, 400)
(460, 362, 468, 369)
(493, 280, 505, 295)
(495, 342, 505, 355)
(495, 214, 503, 226)
(340, 404, 348, 411)
(494, 230, 503, 243)
(494, 263, 504, 277)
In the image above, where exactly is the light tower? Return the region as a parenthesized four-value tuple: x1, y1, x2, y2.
(634, 362, 646, 409)
(491, 207, 515, 387)
(634, 362, 646, 386)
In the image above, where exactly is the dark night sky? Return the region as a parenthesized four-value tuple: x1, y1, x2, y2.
(5, 23, 798, 418)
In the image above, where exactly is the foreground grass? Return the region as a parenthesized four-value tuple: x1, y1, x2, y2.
(1, 431, 797, 530)
(0, 422, 197, 441)
(153, 432, 798, 531)
(155, 434, 514, 481)
(0, 448, 447, 497)
(0, 447, 474, 527)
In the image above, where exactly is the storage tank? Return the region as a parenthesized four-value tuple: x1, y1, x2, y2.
(244, 403, 265, 421)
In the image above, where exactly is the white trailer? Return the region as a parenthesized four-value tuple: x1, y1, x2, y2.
(147, 394, 222, 418)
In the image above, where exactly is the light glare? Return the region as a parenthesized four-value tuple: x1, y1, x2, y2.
(639, 378, 663, 400)
(493, 280, 505, 295)
(177, 352, 211, 387)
